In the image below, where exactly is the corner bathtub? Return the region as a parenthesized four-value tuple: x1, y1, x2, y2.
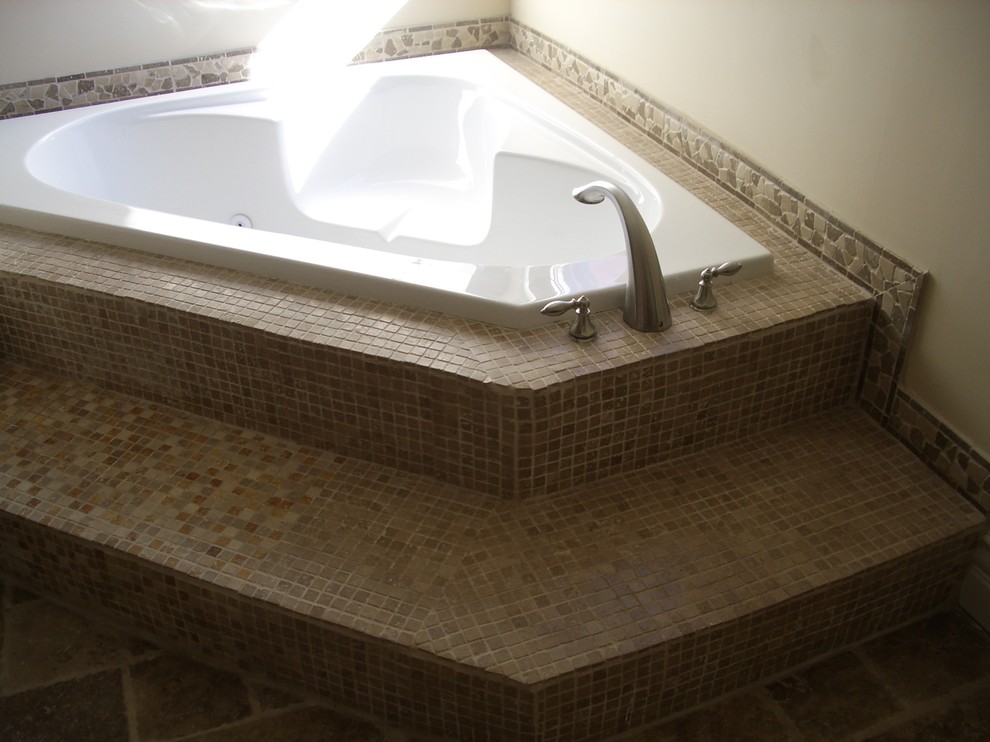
(0, 51, 772, 329)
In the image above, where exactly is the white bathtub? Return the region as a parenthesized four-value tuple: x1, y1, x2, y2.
(0, 51, 772, 329)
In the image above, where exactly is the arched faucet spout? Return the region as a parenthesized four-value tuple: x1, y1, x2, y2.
(572, 181, 672, 332)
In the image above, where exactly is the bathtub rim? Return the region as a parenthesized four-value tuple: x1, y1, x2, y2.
(0, 50, 773, 330)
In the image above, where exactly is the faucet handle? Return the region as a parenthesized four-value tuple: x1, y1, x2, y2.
(702, 261, 743, 280)
(540, 295, 597, 341)
(690, 262, 742, 311)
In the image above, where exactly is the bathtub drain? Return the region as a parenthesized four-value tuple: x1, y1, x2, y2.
(230, 214, 253, 228)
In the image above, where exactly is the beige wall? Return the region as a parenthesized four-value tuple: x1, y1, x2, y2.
(514, 0, 990, 457)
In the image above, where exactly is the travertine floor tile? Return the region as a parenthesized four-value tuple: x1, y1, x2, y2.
(861, 610, 990, 701)
(0, 598, 148, 694)
(184, 706, 384, 742)
(0, 669, 129, 742)
(626, 689, 792, 741)
(129, 654, 252, 740)
(862, 687, 990, 742)
(767, 652, 902, 741)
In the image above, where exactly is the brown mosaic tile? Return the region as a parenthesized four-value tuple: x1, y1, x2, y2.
(0, 364, 982, 739)
(0, 219, 872, 499)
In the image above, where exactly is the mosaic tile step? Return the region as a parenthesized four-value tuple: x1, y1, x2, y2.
(0, 362, 984, 740)
(0, 220, 872, 499)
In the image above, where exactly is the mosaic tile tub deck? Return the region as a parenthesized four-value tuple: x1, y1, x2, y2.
(0, 49, 874, 500)
(0, 365, 983, 740)
(0, 223, 871, 501)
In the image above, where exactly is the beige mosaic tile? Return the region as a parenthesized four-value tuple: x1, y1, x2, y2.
(0, 364, 982, 739)
(0, 220, 871, 499)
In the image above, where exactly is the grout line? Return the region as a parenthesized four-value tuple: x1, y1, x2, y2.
(121, 663, 142, 742)
(843, 674, 990, 742)
(0, 582, 8, 697)
(754, 684, 806, 741)
(852, 645, 906, 708)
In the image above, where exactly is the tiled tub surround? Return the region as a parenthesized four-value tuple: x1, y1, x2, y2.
(0, 25, 987, 741)
(0, 47, 873, 501)
(3, 12, 982, 509)
(0, 366, 983, 740)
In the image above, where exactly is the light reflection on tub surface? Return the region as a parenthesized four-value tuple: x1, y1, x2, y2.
(1, 50, 772, 328)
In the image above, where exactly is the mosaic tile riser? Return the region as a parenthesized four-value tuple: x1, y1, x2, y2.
(0, 269, 872, 499)
(0, 515, 976, 740)
(0, 365, 982, 740)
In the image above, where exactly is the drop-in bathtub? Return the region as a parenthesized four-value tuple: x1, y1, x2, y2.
(0, 50, 771, 329)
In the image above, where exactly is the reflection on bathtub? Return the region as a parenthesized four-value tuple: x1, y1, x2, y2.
(0, 51, 771, 328)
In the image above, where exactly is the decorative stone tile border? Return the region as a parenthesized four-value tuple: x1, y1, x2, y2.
(0, 49, 255, 118)
(0, 17, 511, 120)
(889, 390, 990, 512)
(508, 22, 922, 296)
(352, 16, 510, 63)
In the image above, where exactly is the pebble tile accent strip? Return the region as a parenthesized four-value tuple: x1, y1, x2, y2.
(0, 18, 511, 120)
(0, 364, 982, 739)
(0, 49, 255, 118)
(889, 390, 990, 513)
(507, 23, 922, 293)
(353, 17, 510, 63)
